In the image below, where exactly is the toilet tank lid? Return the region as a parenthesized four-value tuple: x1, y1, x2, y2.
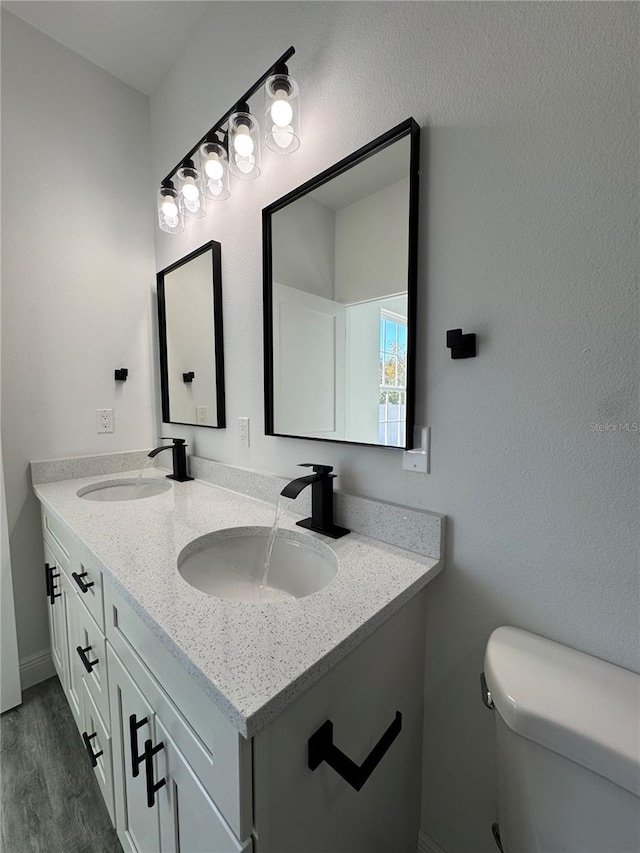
(484, 627, 640, 797)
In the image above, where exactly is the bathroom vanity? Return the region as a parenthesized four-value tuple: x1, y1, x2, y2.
(33, 458, 443, 853)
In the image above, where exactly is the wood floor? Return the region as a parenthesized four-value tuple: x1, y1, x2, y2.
(1, 676, 122, 853)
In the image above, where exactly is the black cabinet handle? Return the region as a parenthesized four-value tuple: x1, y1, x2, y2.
(82, 731, 103, 768)
(144, 739, 166, 808)
(45, 563, 61, 605)
(76, 645, 99, 674)
(72, 571, 94, 593)
(308, 711, 402, 792)
(129, 714, 148, 778)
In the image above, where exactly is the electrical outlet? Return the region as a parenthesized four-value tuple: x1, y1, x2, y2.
(96, 409, 114, 433)
(196, 406, 207, 424)
(239, 417, 250, 448)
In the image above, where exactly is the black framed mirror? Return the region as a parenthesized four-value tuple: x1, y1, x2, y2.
(157, 241, 226, 428)
(263, 118, 420, 449)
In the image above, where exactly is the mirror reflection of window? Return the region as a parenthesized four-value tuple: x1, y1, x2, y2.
(379, 309, 407, 447)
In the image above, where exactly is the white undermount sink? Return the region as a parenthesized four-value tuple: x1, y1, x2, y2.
(77, 478, 172, 502)
(178, 526, 338, 603)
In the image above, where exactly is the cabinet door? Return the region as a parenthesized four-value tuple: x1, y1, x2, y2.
(61, 570, 84, 732)
(82, 681, 115, 823)
(155, 719, 252, 853)
(108, 647, 160, 853)
(43, 541, 68, 691)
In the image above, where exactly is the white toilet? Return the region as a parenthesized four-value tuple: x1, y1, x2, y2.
(483, 627, 640, 853)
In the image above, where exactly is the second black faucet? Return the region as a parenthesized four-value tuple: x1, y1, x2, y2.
(148, 438, 193, 482)
(281, 464, 349, 539)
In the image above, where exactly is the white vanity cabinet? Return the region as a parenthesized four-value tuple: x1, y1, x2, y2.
(41, 505, 429, 853)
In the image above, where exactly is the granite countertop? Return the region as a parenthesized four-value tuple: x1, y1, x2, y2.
(34, 468, 442, 738)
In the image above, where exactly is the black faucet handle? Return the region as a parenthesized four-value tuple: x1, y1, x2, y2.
(299, 463, 334, 476)
(160, 437, 186, 445)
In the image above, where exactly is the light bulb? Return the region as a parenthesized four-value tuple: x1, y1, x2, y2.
(181, 179, 199, 201)
(234, 130, 254, 157)
(205, 159, 223, 180)
(271, 97, 293, 128)
(161, 198, 178, 218)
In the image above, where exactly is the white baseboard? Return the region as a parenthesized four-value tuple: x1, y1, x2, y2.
(19, 649, 55, 690)
(418, 830, 446, 853)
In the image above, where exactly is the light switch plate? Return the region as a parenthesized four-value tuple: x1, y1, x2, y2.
(403, 426, 429, 473)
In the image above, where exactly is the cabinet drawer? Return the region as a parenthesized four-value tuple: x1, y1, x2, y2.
(41, 507, 73, 567)
(75, 598, 110, 730)
(82, 681, 115, 824)
(71, 541, 105, 632)
(104, 582, 252, 842)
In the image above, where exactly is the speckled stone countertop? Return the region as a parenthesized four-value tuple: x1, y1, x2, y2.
(34, 468, 443, 738)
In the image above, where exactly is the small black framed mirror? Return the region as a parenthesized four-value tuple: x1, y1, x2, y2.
(157, 241, 226, 428)
(263, 118, 420, 449)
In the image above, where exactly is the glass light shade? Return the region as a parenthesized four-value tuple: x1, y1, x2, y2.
(228, 110, 261, 179)
(157, 185, 184, 234)
(264, 73, 300, 154)
(177, 164, 206, 218)
(199, 141, 230, 201)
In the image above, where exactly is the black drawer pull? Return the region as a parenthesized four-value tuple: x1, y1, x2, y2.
(308, 711, 402, 792)
(76, 645, 99, 673)
(72, 571, 94, 593)
(82, 731, 103, 768)
(144, 739, 166, 808)
(45, 563, 61, 605)
(129, 714, 148, 778)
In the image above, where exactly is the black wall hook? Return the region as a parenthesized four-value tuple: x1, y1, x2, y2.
(308, 711, 402, 791)
(114, 368, 128, 381)
(446, 329, 477, 359)
(183, 371, 195, 383)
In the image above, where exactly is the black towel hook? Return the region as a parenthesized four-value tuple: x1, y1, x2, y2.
(308, 711, 402, 791)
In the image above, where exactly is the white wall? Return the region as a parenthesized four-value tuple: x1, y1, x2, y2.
(335, 177, 409, 304)
(1, 12, 157, 674)
(150, 4, 638, 850)
(271, 195, 335, 299)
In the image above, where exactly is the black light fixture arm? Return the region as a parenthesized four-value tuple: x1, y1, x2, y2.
(162, 46, 295, 186)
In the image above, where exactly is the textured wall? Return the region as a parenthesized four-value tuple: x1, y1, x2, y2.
(1, 13, 157, 669)
(151, 4, 639, 850)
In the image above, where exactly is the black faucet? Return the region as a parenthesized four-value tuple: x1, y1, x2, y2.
(281, 464, 349, 539)
(148, 438, 193, 482)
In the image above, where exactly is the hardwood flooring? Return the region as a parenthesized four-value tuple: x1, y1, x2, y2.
(1, 676, 122, 853)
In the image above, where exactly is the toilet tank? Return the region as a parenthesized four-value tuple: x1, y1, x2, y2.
(484, 627, 640, 853)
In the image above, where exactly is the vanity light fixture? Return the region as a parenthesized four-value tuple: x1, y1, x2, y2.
(177, 159, 206, 218)
(200, 133, 230, 201)
(156, 47, 298, 233)
(228, 103, 261, 179)
(157, 182, 184, 234)
(265, 62, 300, 154)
